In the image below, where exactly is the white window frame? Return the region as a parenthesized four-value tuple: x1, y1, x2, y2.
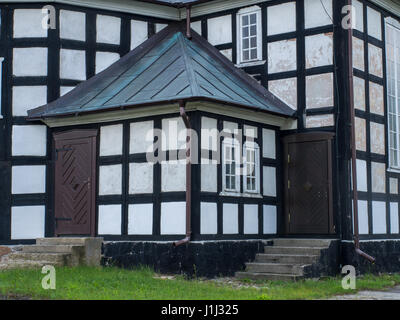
(385, 18, 400, 170)
(236, 6, 263, 65)
(222, 137, 241, 193)
(243, 141, 260, 194)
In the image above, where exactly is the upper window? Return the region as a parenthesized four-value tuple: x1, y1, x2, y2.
(386, 20, 400, 168)
(237, 6, 262, 65)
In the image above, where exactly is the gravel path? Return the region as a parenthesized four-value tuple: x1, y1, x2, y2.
(329, 285, 400, 300)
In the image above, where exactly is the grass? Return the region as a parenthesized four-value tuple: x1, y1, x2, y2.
(0, 266, 399, 300)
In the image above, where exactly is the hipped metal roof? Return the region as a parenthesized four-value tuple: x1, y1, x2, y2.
(28, 23, 295, 120)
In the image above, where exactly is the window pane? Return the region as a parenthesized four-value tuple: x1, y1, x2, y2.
(242, 15, 249, 26)
(251, 49, 258, 60)
(250, 25, 257, 36)
(242, 26, 249, 38)
(250, 36, 257, 48)
(250, 13, 257, 25)
(243, 38, 249, 49)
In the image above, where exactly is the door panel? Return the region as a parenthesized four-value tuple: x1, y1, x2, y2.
(54, 130, 97, 236)
(283, 133, 334, 235)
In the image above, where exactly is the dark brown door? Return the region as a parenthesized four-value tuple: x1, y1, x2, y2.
(53, 130, 97, 236)
(283, 132, 335, 234)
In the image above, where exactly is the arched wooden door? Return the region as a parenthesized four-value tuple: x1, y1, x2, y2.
(53, 130, 97, 236)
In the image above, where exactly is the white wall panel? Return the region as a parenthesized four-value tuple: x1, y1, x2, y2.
(207, 15, 232, 45)
(99, 165, 122, 195)
(100, 124, 123, 156)
(262, 129, 276, 159)
(162, 117, 186, 151)
(267, 2, 296, 36)
(97, 14, 121, 45)
(161, 161, 186, 192)
(60, 86, 75, 97)
(128, 203, 153, 235)
(244, 204, 258, 234)
(12, 86, 47, 116)
(263, 166, 276, 197)
(268, 39, 297, 74)
(161, 202, 186, 235)
(131, 20, 148, 50)
(356, 159, 368, 192)
(98, 205, 121, 235)
(223, 203, 238, 234)
(130, 120, 154, 154)
(60, 10, 86, 41)
(200, 202, 218, 235)
(201, 117, 218, 151)
(13, 48, 47, 77)
(390, 203, 399, 234)
(263, 205, 277, 234)
(201, 162, 217, 193)
(11, 206, 45, 240)
(367, 6, 382, 40)
(96, 52, 120, 74)
(357, 200, 369, 234)
(12, 125, 47, 156)
(60, 49, 86, 80)
(129, 162, 153, 194)
(304, 0, 332, 29)
(305, 33, 333, 68)
(372, 201, 387, 234)
(14, 9, 47, 38)
(12, 165, 46, 194)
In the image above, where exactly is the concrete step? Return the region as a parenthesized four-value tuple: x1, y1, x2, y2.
(246, 262, 307, 275)
(235, 271, 304, 281)
(264, 246, 326, 255)
(255, 253, 318, 264)
(22, 244, 84, 254)
(272, 238, 334, 248)
(0, 259, 61, 270)
(7, 252, 73, 266)
(36, 238, 89, 246)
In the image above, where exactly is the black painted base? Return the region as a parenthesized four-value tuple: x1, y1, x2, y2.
(341, 240, 400, 274)
(102, 240, 267, 278)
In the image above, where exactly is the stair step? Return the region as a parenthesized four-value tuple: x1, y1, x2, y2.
(22, 244, 84, 254)
(235, 272, 304, 281)
(264, 246, 326, 255)
(246, 262, 307, 275)
(36, 238, 90, 246)
(8, 252, 72, 266)
(272, 238, 334, 248)
(0, 259, 63, 270)
(255, 253, 318, 264)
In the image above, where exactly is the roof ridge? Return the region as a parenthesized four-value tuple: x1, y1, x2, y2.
(177, 32, 200, 97)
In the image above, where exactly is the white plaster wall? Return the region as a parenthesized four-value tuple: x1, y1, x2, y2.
(368, 44, 383, 78)
(353, 0, 364, 32)
(160, 202, 186, 235)
(304, 0, 332, 29)
(13, 48, 47, 76)
(60, 86, 75, 96)
(12, 165, 46, 194)
(200, 202, 218, 235)
(244, 125, 257, 139)
(263, 205, 277, 234)
(372, 201, 387, 234)
(60, 10, 86, 41)
(305, 33, 333, 69)
(128, 203, 153, 235)
(390, 202, 399, 234)
(201, 117, 218, 151)
(268, 39, 297, 74)
(96, 52, 120, 74)
(12, 86, 47, 116)
(244, 204, 258, 234)
(11, 206, 45, 240)
(14, 9, 47, 38)
(60, 49, 86, 80)
(262, 129, 276, 159)
(223, 121, 238, 135)
(207, 15, 232, 45)
(263, 166, 276, 197)
(357, 200, 369, 235)
(353, 36, 365, 71)
(356, 159, 368, 192)
(191, 21, 202, 35)
(156, 24, 168, 32)
(96, 14, 121, 45)
(306, 73, 334, 109)
(367, 6, 382, 40)
(100, 124, 123, 156)
(201, 162, 217, 193)
(220, 49, 233, 61)
(268, 78, 297, 110)
(129, 162, 153, 194)
(306, 114, 334, 128)
(162, 117, 186, 151)
(98, 205, 121, 235)
(99, 165, 122, 195)
(161, 161, 186, 192)
(223, 203, 238, 234)
(131, 20, 148, 50)
(130, 120, 154, 154)
(12, 125, 47, 156)
(267, 2, 296, 36)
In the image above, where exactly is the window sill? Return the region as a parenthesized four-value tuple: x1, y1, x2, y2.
(387, 167, 400, 174)
(219, 191, 263, 198)
(235, 60, 266, 68)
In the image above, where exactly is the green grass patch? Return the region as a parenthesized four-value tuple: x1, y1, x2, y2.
(0, 266, 399, 300)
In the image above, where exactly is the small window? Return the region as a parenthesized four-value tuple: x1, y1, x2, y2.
(243, 142, 260, 194)
(222, 138, 240, 192)
(237, 6, 262, 64)
(386, 20, 400, 168)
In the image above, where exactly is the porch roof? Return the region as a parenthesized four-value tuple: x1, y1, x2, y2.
(27, 23, 295, 120)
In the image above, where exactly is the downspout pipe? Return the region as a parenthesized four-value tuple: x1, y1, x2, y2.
(347, 0, 375, 263)
(173, 101, 192, 247)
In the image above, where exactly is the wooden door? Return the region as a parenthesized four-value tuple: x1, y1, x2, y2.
(283, 132, 335, 235)
(53, 130, 97, 236)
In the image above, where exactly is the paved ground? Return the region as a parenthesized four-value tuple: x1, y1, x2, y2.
(329, 285, 400, 300)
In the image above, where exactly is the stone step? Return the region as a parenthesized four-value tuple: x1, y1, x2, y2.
(264, 246, 325, 255)
(7, 252, 73, 266)
(0, 259, 64, 270)
(272, 238, 333, 248)
(246, 262, 307, 275)
(36, 238, 90, 246)
(235, 271, 304, 281)
(22, 244, 84, 255)
(255, 253, 319, 264)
